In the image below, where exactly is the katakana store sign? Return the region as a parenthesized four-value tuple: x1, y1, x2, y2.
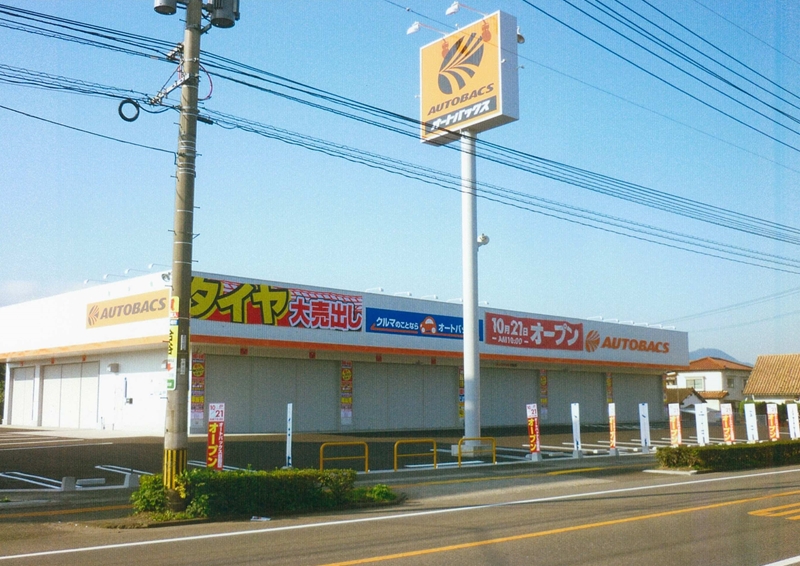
(418, 11, 519, 144)
(485, 312, 582, 351)
(191, 276, 362, 331)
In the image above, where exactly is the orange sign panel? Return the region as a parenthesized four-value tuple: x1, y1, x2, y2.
(419, 11, 519, 144)
(86, 290, 170, 328)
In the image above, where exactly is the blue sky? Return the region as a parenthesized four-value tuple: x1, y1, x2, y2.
(2, 0, 800, 365)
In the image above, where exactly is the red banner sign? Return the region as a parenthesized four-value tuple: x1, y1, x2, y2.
(768, 404, 780, 442)
(668, 403, 682, 447)
(192, 277, 363, 331)
(721, 404, 735, 445)
(526, 403, 540, 454)
(486, 313, 583, 351)
(207, 402, 225, 470)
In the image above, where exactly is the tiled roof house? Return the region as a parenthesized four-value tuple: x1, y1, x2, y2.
(669, 356, 751, 410)
(743, 354, 800, 402)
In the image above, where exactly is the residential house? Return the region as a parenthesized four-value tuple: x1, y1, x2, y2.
(669, 357, 752, 410)
(743, 354, 800, 404)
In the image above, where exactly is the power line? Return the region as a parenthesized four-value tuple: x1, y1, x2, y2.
(3, 3, 800, 249)
(3, 4, 800, 268)
(588, 0, 800, 122)
(0, 103, 174, 154)
(690, 0, 800, 70)
(656, 285, 800, 325)
(520, 0, 800, 155)
(631, 0, 800, 107)
(201, 107, 800, 274)
(198, 62, 800, 247)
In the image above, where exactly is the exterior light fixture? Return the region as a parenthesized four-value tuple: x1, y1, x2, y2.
(406, 21, 447, 36)
(446, 2, 487, 16)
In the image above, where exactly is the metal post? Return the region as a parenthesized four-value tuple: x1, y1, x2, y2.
(163, 0, 202, 501)
(461, 130, 480, 441)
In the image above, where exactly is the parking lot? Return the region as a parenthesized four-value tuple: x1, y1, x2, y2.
(0, 422, 766, 492)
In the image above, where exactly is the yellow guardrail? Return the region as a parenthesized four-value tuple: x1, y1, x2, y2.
(319, 441, 369, 473)
(456, 437, 496, 467)
(393, 439, 438, 471)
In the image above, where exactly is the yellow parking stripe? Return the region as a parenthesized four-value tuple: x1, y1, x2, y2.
(320, 489, 800, 566)
(547, 467, 604, 476)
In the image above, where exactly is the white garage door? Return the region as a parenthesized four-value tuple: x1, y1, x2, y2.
(10, 366, 35, 426)
(205, 355, 338, 433)
(546, 371, 605, 425)
(39, 362, 99, 429)
(480, 368, 539, 427)
(352, 363, 458, 431)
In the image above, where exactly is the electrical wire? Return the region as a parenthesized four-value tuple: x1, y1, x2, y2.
(2, 4, 800, 272)
(656, 285, 800, 325)
(0, 103, 175, 154)
(3, 3, 800, 249)
(520, 0, 800, 155)
(201, 107, 800, 274)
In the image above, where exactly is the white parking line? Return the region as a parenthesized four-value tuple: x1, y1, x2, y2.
(0, 442, 113, 452)
(0, 438, 86, 447)
(763, 556, 800, 566)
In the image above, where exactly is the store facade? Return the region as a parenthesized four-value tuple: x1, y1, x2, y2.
(1, 272, 688, 434)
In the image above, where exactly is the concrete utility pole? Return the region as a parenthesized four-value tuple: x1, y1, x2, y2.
(163, 0, 202, 500)
(152, 0, 238, 504)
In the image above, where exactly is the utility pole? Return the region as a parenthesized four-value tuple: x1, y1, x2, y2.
(162, 0, 201, 503)
(153, 0, 239, 506)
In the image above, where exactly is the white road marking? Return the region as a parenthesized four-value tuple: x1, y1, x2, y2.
(0, 468, 799, 561)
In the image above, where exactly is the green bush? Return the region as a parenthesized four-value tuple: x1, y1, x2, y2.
(656, 440, 800, 472)
(361, 484, 397, 503)
(130, 468, 395, 519)
(130, 473, 168, 513)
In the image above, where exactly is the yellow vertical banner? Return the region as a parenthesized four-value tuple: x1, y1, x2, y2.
(340, 361, 353, 426)
(166, 296, 179, 391)
(539, 370, 548, 420)
(608, 403, 617, 449)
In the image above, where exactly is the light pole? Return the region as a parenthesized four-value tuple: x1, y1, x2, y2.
(460, 130, 481, 441)
(153, 0, 239, 505)
(412, 9, 519, 444)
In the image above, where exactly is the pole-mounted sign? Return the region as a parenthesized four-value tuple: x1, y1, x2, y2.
(419, 11, 519, 145)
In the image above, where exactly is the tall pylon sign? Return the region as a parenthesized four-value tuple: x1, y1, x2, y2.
(415, 8, 520, 443)
(419, 11, 519, 145)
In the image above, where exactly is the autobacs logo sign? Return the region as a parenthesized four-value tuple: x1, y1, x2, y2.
(86, 290, 170, 328)
(419, 11, 519, 144)
(584, 329, 670, 354)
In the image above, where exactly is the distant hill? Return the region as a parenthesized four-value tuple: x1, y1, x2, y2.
(690, 348, 743, 364)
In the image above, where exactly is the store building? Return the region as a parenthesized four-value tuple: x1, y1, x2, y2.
(1, 272, 688, 434)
